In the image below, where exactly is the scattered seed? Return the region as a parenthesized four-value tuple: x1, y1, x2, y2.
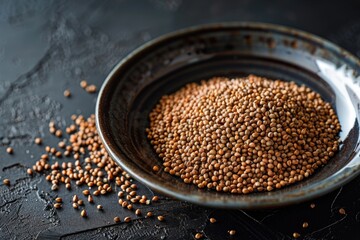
(73, 195, 79, 202)
(310, 203, 316, 209)
(78, 200, 84, 206)
(124, 216, 131, 222)
(54, 203, 62, 209)
(72, 203, 78, 209)
(85, 84, 97, 93)
(293, 232, 300, 238)
(55, 130, 62, 138)
(82, 189, 90, 196)
(157, 215, 164, 222)
(80, 80, 88, 88)
(3, 179, 10, 186)
(81, 209, 87, 217)
(97, 205, 103, 210)
(209, 218, 216, 223)
(51, 184, 58, 191)
(339, 208, 346, 215)
(302, 222, 309, 228)
(195, 233, 203, 239)
(34, 138, 42, 145)
(152, 196, 159, 202)
(146, 211, 153, 217)
(152, 165, 160, 172)
(64, 89, 71, 98)
(228, 230, 236, 236)
(87, 195, 93, 203)
(114, 216, 121, 223)
(55, 197, 62, 203)
(135, 209, 141, 215)
(6, 147, 13, 154)
(27, 168, 33, 175)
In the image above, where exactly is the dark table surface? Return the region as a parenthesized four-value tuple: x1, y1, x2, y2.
(1, 1, 360, 239)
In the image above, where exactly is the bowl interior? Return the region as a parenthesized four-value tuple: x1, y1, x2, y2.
(97, 23, 360, 208)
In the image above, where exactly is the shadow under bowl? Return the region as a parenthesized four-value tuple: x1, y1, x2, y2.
(96, 22, 360, 209)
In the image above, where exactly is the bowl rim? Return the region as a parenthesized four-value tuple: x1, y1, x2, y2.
(96, 22, 360, 209)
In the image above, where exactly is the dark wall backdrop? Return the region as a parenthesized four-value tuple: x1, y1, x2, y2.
(1, 1, 360, 239)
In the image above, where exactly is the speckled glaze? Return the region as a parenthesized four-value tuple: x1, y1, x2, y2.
(96, 22, 360, 209)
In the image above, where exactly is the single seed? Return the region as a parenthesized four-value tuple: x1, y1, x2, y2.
(55, 197, 62, 203)
(80, 80, 87, 88)
(97, 205, 103, 210)
(293, 232, 300, 238)
(146, 211, 153, 217)
(55, 130, 62, 138)
(85, 85, 97, 93)
(66, 183, 71, 189)
(3, 179, 10, 186)
(135, 209, 141, 215)
(51, 184, 58, 191)
(124, 216, 131, 222)
(27, 169, 33, 175)
(114, 216, 121, 223)
(152, 196, 159, 202)
(54, 203, 62, 209)
(339, 208, 346, 215)
(34, 138, 42, 145)
(6, 147, 13, 154)
(83, 189, 90, 196)
(64, 89, 71, 98)
(302, 222, 309, 228)
(310, 203, 316, 209)
(195, 233, 203, 239)
(228, 230, 236, 236)
(78, 200, 84, 206)
(152, 165, 160, 172)
(157, 215, 165, 221)
(87, 195, 94, 203)
(72, 203, 78, 209)
(73, 195, 79, 202)
(209, 218, 216, 223)
(81, 209, 87, 217)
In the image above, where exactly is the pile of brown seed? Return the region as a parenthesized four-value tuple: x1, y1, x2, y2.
(147, 75, 341, 194)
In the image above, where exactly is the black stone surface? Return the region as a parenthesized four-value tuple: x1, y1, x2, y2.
(0, 1, 360, 239)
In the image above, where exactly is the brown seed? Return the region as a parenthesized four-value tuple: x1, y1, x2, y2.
(34, 138, 42, 145)
(27, 168, 33, 175)
(55, 130, 62, 138)
(73, 195, 79, 202)
(51, 184, 58, 191)
(146, 211, 153, 217)
(78, 200, 84, 206)
(80, 80, 88, 88)
(209, 218, 216, 223)
(310, 203, 316, 209)
(3, 179, 10, 186)
(87, 195, 94, 203)
(339, 208, 346, 215)
(6, 147, 13, 154)
(83, 189, 90, 196)
(55, 197, 62, 203)
(152, 165, 160, 172)
(114, 216, 121, 223)
(85, 84, 97, 93)
(54, 203, 62, 209)
(293, 232, 300, 238)
(152, 196, 159, 202)
(64, 89, 71, 98)
(97, 204, 103, 210)
(228, 230, 236, 236)
(124, 216, 131, 222)
(195, 233, 203, 239)
(157, 215, 165, 222)
(72, 203, 78, 209)
(66, 183, 71, 189)
(135, 209, 141, 215)
(302, 222, 309, 228)
(81, 209, 87, 217)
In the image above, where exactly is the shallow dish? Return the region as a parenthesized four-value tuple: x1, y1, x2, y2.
(96, 22, 360, 209)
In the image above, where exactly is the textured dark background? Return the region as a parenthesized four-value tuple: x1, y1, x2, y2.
(1, 1, 360, 239)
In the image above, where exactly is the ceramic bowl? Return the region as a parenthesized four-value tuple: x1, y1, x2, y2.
(96, 22, 360, 209)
